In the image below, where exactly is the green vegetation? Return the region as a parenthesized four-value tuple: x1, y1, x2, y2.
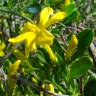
(0, 0, 96, 96)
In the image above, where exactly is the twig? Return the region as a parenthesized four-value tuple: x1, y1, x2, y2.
(79, 77, 83, 95)
(60, 34, 68, 47)
(13, 75, 69, 96)
(45, 90, 68, 96)
(89, 43, 96, 67)
(58, 23, 81, 32)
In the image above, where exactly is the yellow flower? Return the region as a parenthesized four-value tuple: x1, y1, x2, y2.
(8, 60, 21, 92)
(65, 0, 70, 6)
(8, 7, 67, 58)
(66, 35, 78, 59)
(40, 92, 44, 96)
(59, 0, 71, 10)
(40, 83, 45, 96)
(8, 60, 21, 76)
(32, 77, 38, 83)
(0, 41, 6, 57)
(47, 84, 55, 96)
(48, 84, 54, 92)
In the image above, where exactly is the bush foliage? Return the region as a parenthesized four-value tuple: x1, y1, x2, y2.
(0, 0, 96, 96)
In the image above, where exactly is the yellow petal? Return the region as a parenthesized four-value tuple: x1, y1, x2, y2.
(39, 7, 53, 26)
(0, 42, 6, 50)
(45, 12, 67, 28)
(66, 35, 78, 59)
(22, 22, 39, 33)
(32, 77, 38, 83)
(0, 51, 4, 57)
(8, 32, 34, 43)
(68, 35, 78, 50)
(58, 91, 62, 95)
(65, 0, 70, 6)
(25, 33, 36, 58)
(41, 83, 45, 89)
(47, 84, 55, 95)
(0, 41, 5, 57)
(40, 92, 44, 96)
(8, 60, 21, 92)
(8, 60, 21, 75)
(36, 29, 54, 45)
(31, 42, 37, 50)
(43, 44, 57, 62)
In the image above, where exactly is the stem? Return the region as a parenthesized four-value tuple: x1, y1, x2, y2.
(60, 34, 68, 47)
(79, 77, 83, 94)
(13, 75, 69, 96)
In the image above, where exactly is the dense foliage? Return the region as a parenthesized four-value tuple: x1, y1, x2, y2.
(0, 0, 96, 96)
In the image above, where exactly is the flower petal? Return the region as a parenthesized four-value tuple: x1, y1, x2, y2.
(8, 60, 21, 75)
(8, 32, 34, 43)
(45, 12, 67, 28)
(43, 44, 57, 62)
(31, 42, 37, 50)
(0, 41, 6, 50)
(65, 0, 70, 6)
(0, 51, 4, 57)
(39, 7, 53, 26)
(22, 22, 39, 33)
(25, 33, 36, 58)
(66, 35, 78, 59)
(36, 29, 54, 45)
(47, 84, 54, 92)
(8, 60, 21, 91)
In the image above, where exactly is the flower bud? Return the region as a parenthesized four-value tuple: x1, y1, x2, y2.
(66, 35, 78, 59)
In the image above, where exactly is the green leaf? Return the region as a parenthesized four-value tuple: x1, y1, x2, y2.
(65, 2, 77, 16)
(7, 0, 14, 9)
(72, 29, 94, 60)
(0, 82, 5, 96)
(69, 56, 92, 79)
(84, 79, 96, 96)
(64, 3, 78, 24)
(52, 82, 65, 93)
(38, 48, 51, 64)
(52, 39, 64, 58)
(21, 60, 39, 72)
(0, 0, 4, 6)
(64, 10, 78, 24)
(52, 39, 65, 64)
(36, 50, 46, 63)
